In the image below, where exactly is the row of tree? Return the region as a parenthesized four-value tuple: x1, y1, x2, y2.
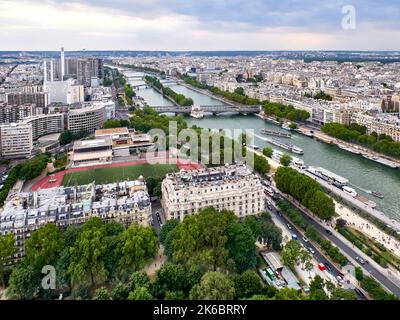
(322, 122, 400, 159)
(145, 76, 193, 106)
(263, 102, 310, 122)
(355, 268, 397, 300)
(180, 75, 259, 105)
(304, 91, 333, 101)
(3, 218, 159, 299)
(0, 153, 52, 206)
(59, 130, 89, 146)
(274, 166, 336, 220)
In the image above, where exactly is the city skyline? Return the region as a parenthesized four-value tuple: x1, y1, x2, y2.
(0, 0, 399, 51)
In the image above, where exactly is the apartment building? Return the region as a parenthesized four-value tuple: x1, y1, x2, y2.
(0, 122, 33, 159)
(0, 179, 152, 259)
(0, 103, 39, 124)
(6, 92, 49, 108)
(161, 164, 265, 221)
(23, 113, 64, 140)
(67, 104, 106, 134)
(351, 112, 400, 142)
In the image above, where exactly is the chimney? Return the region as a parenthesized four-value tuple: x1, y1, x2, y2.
(61, 47, 65, 80)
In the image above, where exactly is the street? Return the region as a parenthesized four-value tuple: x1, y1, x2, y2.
(272, 189, 400, 297)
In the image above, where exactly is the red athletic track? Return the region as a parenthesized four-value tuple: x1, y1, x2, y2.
(31, 153, 203, 191)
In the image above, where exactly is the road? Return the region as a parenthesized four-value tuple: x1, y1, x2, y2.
(270, 188, 400, 297)
(265, 197, 367, 299)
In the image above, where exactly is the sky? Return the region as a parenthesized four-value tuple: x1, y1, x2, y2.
(0, 0, 399, 51)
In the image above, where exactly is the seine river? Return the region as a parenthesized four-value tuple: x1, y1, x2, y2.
(126, 71, 400, 222)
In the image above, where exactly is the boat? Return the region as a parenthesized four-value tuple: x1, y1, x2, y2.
(306, 166, 349, 188)
(342, 186, 358, 198)
(261, 129, 292, 138)
(370, 191, 384, 199)
(265, 138, 304, 155)
(337, 144, 361, 155)
(362, 154, 398, 169)
(250, 144, 260, 150)
(190, 106, 204, 119)
(282, 123, 292, 131)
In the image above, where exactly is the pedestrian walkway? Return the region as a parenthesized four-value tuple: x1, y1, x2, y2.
(334, 201, 400, 258)
(143, 246, 167, 278)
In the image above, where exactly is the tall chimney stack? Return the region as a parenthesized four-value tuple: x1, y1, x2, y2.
(61, 47, 65, 80)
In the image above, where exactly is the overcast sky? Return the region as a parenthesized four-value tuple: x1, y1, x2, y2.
(0, 0, 399, 51)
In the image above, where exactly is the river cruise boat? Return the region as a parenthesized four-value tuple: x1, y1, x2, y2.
(362, 154, 398, 169)
(261, 129, 292, 138)
(306, 166, 349, 188)
(337, 144, 361, 155)
(265, 138, 304, 155)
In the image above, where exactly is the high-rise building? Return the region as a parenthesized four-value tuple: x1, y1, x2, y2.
(0, 122, 33, 159)
(76, 58, 103, 87)
(0, 103, 38, 124)
(61, 47, 65, 80)
(6, 92, 49, 108)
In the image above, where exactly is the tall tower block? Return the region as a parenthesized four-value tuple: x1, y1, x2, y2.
(61, 47, 65, 80)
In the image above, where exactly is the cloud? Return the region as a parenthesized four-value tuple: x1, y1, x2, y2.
(0, 0, 399, 50)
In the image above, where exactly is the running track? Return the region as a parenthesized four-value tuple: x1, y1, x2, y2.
(31, 155, 203, 191)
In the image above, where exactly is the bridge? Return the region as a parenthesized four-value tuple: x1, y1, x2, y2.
(150, 105, 261, 115)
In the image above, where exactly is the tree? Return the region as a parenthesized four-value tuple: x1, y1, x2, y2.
(280, 154, 292, 167)
(171, 208, 235, 273)
(68, 218, 108, 287)
(234, 87, 245, 96)
(24, 224, 64, 271)
(118, 224, 159, 276)
(281, 240, 303, 269)
(111, 282, 130, 300)
(355, 266, 364, 281)
(128, 287, 154, 300)
(233, 270, 263, 299)
(309, 275, 328, 300)
(6, 265, 40, 300)
(225, 222, 257, 273)
(272, 287, 306, 300)
(254, 154, 270, 175)
(330, 288, 357, 300)
(154, 263, 188, 297)
(0, 233, 17, 286)
(306, 190, 335, 220)
(59, 130, 74, 146)
(262, 147, 273, 158)
(159, 219, 180, 245)
(93, 287, 111, 300)
(128, 271, 151, 292)
(165, 290, 185, 300)
(289, 123, 298, 130)
(189, 271, 235, 300)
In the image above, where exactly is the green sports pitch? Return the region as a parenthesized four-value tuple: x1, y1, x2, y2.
(62, 163, 178, 186)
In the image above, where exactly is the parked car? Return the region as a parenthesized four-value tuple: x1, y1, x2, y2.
(287, 224, 292, 230)
(324, 262, 333, 271)
(325, 229, 333, 235)
(302, 236, 309, 243)
(308, 247, 315, 254)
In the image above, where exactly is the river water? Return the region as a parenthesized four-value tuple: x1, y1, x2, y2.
(125, 71, 400, 222)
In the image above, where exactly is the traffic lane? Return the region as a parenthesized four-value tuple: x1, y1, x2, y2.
(270, 205, 366, 299)
(270, 206, 343, 278)
(283, 197, 400, 296)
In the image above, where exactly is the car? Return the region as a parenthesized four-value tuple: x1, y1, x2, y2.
(307, 247, 315, 254)
(277, 211, 282, 216)
(159, 223, 163, 228)
(302, 236, 309, 243)
(324, 262, 333, 271)
(287, 224, 292, 230)
(325, 229, 333, 235)
(355, 256, 365, 265)
(336, 275, 345, 283)
(292, 234, 298, 240)
(338, 272, 345, 278)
